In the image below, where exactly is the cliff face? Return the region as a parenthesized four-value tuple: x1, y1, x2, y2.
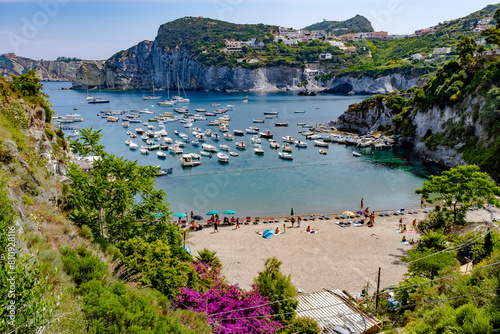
(72, 40, 421, 93)
(0, 53, 104, 81)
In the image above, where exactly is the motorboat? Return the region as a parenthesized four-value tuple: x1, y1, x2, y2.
(254, 146, 264, 155)
(122, 121, 130, 128)
(345, 136, 357, 145)
(282, 136, 294, 143)
(129, 143, 138, 150)
(202, 144, 217, 152)
(294, 110, 306, 113)
(160, 144, 169, 151)
(278, 152, 293, 160)
(158, 100, 176, 107)
(275, 122, 289, 127)
(173, 106, 189, 113)
(211, 103, 221, 107)
(195, 108, 207, 112)
(353, 151, 362, 157)
(135, 128, 145, 134)
(157, 151, 167, 159)
(140, 148, 149, 155)
(211, 133, 220, 141)
(282, 143, 293, 152)
(155, 167, 173, 176)
(192, 139, 200, 147)
(233, 130, 245, 136)
(251, 136, 261, 144)
(219, 124, 229, 132)
(263, 111, 279, 115)
(253, 119, 265, 123)
(169, 145, 184, 154)
(217, 152, 229, 163)
(236, 141, 246, 150)
(314, 140, 329, 147)
(259, 131, 273, 139)
(189, 153, 201, 160)
(181, 154, 201, 167)
(148, 144, 160, 151)
(175, 140, 187, 147)
(269, 140, 280, 149)
(307, 134, 322, 140)
(205, 113, 217, 117)
(265, 115, 277, 119)
(319, 149, 327, 155)
(219, 144, 230, 151)
(164, 137, 173, 144)
(337, 136, 346, 144)
(125, 139, 133, 146)
(229, 151, 239, 157)
(223, 133, 234, 140)
(245, 127, 259, 134)
(200, 151, 212, 157)
(295, 141, 308, 148)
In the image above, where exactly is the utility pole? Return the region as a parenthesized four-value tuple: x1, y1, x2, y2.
(375, 267, 381, 311)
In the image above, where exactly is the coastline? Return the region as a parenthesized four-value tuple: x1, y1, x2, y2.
(187, 207, 495, 295)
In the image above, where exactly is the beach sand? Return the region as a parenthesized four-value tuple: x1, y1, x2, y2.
(188, 208, 496, 295)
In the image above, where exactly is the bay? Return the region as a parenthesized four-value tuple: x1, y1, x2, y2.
(45, 81, 427, 218)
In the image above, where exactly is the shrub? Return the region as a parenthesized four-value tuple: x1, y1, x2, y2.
(80, 224, 94, 242)
(60, 246, 107, 286)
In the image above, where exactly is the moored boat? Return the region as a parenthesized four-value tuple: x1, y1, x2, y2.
(217, 152, 229, 163)
(236, 141, 246, 150)
(278, 152, 293, 160)
(181, 154, 201, 167)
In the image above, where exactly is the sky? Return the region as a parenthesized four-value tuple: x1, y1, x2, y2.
(0, 0, 497, 60)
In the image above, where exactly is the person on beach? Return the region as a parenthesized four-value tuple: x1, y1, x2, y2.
(305, 226, 317, 234)
(402, 235, 407, 243)
(403, 224, 407, 232)
(283, 224, 286, 233)
(420, 197, 424, 209)
(213, 220, 219, 233)
(412, 219, 417, 231)
(275, 227, 280, 235)
(190, 211, 194, 221)
(297, 216, 302, 227)
(291, 217, 295, 228)
(361, 198, 364, 209)
(398, 218, 403, 230)
(235, 217, 240, 229)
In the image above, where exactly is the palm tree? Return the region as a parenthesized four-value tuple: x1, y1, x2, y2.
(419, 230, 448, 251)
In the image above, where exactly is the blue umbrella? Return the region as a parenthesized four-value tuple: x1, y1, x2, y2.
(192, 215, 204, 221)
(223, 210, 236, 215)
(183, 244, 192, 254)
(262, 229, 274, 239)
(206, 210, 219, 215)
(173, 212, 187, 217)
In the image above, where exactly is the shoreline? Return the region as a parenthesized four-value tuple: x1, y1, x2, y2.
(187, 207, 495, 295)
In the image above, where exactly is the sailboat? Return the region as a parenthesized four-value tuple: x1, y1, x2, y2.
(157, 74, 176, 106)
(172, 74, 190, 103)
(143, 76, 161, 100)
(88, 75, 109, 104)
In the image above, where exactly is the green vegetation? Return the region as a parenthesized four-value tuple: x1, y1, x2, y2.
(303, 15, 373, 34)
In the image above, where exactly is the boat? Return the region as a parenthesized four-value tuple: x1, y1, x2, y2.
(251, 136, 261, 144)
(181, 154, 201, 167)
(169, 145, 184, 154)
(173, 106, 189, 113)
(253, 119, 265, 123)
(125, 139, 133, 146)
(265, 115, 277, 119)
(295, 141, 308, 148)
(157, 151, 167, 159)
(67, 130, 80, 138)
(233, 130, 245, 136)
(269, 140, 280, 149)
(149, 144, 160, 151)
(345, 136, 357, 145)
(223, 133, 234, 140)
(294, 110, 306, 113)
(175, 140, 187, 147)
(282, 143, 293, 152)
(337, 136, 346, 144)
(143, 77, 161, 100)
(254, 146, 264, 155)
(236, 141, 246, 150)
(260, 131, 273, 139)
(173, 74, 190, 103)
(192, 139, 200, 147)
(140, 148, 149, 155)
(205, 113, 217, 117)
(136, 128, 145, 134)
(319, 149, 327, 155)
(275, 122, 289, 127)
(353, 151, 362, 157)
(314, 140, 329, 147)
(158, 100, 176, 106)
(200, 151, 212, 157)
(219, 144, 230, 151)
(245, 127, 259, 134)
(195, 108, 207, 112)
(278, 152, 293, 160)
(202, 143, 217, 152)
(122, 121, 130, 128)
(156, 167, 173, 176)
(307, 134, 322, 140)
(282, 136, 294, 143)
(211, 133, 220, 141)
(211, 103, 221, 107)
(217, 152, 229, 163)
(219, 124, 229, 132)
(189, 153, 201, 160)
(88, 97, 110, 104)
(129, 143, 138, 150)
(229, 151, 239, 157)
(263, 111, 279, 115)
(164, 137, 173, 144)
(160, 144, 169, 151)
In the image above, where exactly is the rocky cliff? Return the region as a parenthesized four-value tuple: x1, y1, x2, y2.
(323, 73, 419, 95)
(0, 53, 104, 81)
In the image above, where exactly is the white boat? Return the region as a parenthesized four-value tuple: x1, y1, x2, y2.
(346, 136, 358, 145)
(229, 151, 239, 157)
(173, 74, 190, 103)
(295, 141, 308, 148)
(200, 151, 212, 157)
(169, 145, 184, 154)
(219, 144, 230, 151)
(233, 130, 245, 136)
(253, 119, 265, 123)
(125, 139, 133, 146)
(319, 149, 327, 155)
(139, 109, 154, 114)
(282, 136, 294, 143)
(143, 78, 161, 100)
(129, 142, 138, 150)
(278, 152, 293, 160)
(263, 111, 279, 115)
(189, 153, 201, 160)
(157, 151, 167, 159)
(158, 100, 176, 106)
(223, 133, 234, 140)
(202, 143, 217, 152)
(205, 129, 212, 136)
(337, 136, 346, 144)
(173, 106, 189, 113)
(195, 108, 207, 112)
(67, 130, 80, 138)
(140, 148, 149, 155)
(136, 128, 145, 134)
(181, 154, 201, 167)
(246, 127, 259, 134)
(184, 122, 193, 128)
(164, 137, 173, 144)
(269, 140, 280, 149)
(254, 147, 264, 155)
(219, 124, 229, 132)
(251, 136, 261, 144)
(308, 134, 322, 140)
(174, 140, 187, 147)
(236, 141, 246, 150)
(122, 121, 130, 128)
(217, 152, 229, 163)
(211, 133, 220, 141)
(314, 140, 329, 147)
(353, 151, 362, 157)
(282, 143, 293, 152)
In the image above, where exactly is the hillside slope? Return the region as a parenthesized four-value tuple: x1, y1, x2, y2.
(303, 15, 374, 33)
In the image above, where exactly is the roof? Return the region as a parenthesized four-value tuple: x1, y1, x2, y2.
(295, 289, 381, 334)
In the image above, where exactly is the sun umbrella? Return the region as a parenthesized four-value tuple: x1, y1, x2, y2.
(206, 210, 219, 215)
(192, 215, 203, 221)
(173, 212, 187, 217)
(183, 244, 192, 255)
(343, 211, 356, 217)
(262, 229, 274, 239)
(356, 211, 365, 215)
(291, 208, 294, 216)
(223, 210, 236, 215)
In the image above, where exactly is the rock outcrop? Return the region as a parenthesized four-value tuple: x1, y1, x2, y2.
(0, 53, 104, 81)
(323, 73, 419, 95)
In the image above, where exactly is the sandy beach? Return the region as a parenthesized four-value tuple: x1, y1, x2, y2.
(188, 208, 496, 295)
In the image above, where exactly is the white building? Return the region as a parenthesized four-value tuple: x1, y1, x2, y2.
(319, 53, 332, 60)
(329, 41, 345, 48)
(433, 47, 452, 55)
(412, 53, 424, 60)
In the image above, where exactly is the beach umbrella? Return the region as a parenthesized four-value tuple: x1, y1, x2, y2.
(223, 210, 236, 215)
(183, 244, 192, 255)
(206, 210, 219, 215)
(173, 212, 187, 217)
(291, 208, 294, 216)
(356, 211, 365, 215)
(192, 215, 204, 221)
(262, 229, 274, 239)
(343, 211, 356, 217)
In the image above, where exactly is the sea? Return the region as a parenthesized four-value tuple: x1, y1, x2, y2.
(44, 81, 435, 218)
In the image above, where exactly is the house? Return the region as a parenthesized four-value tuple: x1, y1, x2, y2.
(340, 46, 357, 53)
(224, 40, 242, 54)
(414, 28, 436, 36)
(433, 47, 452, 55)
(295, 289, 381, 334)
(329, 41, 345, 48)
(241, 39, 265, 50)
(319, 53, 332, 60)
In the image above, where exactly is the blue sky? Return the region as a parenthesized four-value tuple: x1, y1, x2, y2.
(0, 0, 497, 60)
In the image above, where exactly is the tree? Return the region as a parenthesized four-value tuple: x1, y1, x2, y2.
(254, 257, 298, 324)
(196, 248, 221, 267)
(70, 127, 104, 157)
(416, 165, 500, 226)
(456, 37, 477, 64)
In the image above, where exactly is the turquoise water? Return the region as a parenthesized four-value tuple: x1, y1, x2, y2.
(45, 82, 427, 218)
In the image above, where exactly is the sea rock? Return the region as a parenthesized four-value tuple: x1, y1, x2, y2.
(324, 73, 419, 95)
